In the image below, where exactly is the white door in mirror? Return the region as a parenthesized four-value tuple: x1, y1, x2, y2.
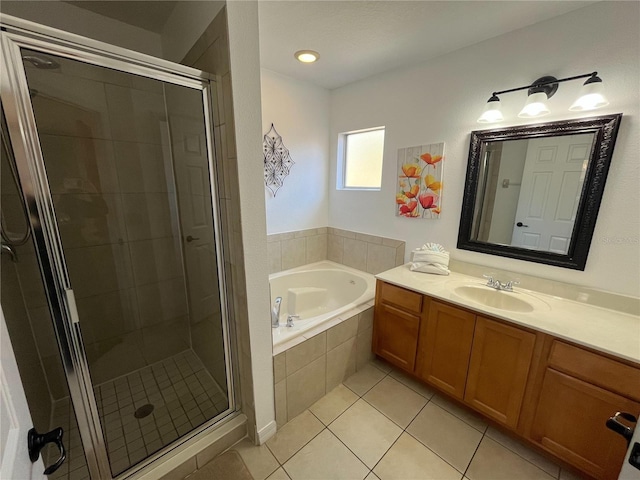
(511, 133, 594, 254)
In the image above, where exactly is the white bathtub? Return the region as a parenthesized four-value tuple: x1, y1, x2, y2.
(270, 261, 376, 348)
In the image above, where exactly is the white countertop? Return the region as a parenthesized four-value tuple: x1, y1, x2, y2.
(376, 265, 640, 365)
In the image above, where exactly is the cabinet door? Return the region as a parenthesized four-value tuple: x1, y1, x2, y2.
(415, 301, 475, 399)
(530, 368, 640, 480)
(373, 303, 420, 371)
(464, 317, 535, 429)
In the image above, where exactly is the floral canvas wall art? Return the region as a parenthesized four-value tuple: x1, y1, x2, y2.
(396, 142, 445, 218)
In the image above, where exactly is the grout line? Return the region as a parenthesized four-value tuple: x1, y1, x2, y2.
(462, 429, 485, 479)
(322, 426, 372, 475)
(265, 412, 326, 467)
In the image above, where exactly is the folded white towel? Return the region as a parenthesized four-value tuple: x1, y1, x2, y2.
(410, 243, 450, 275)
(412, 250, 449, 265)
(423, 243, 446, 253)
(410, 262, 450, 275)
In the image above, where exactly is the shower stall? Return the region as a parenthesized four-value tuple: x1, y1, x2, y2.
(1, 16, 236, 480)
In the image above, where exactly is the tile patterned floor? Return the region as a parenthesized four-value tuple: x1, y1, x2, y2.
(48, 350, 228, 480)
(215, 359, 588, 480)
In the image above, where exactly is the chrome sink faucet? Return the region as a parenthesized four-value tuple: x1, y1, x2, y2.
(483, 274, 519, 292)
(272, 297, 282, 328)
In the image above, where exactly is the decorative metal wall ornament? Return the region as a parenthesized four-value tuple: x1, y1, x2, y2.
(263, 123, 294, 196)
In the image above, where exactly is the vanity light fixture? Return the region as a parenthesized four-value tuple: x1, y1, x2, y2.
(477, 72, 609, 123)
(294, 50, 320, 63)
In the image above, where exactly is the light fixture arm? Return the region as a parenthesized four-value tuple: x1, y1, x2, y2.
(491, 72, 598, 98)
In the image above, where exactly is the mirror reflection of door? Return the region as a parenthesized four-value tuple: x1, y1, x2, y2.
(511, 134, 594, 254)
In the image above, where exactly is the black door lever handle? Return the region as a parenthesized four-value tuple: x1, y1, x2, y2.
(28, 427, 66, 475)
(606, 412, 637, 447)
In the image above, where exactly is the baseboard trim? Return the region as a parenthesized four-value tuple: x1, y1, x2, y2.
(256, 420, 277, 444)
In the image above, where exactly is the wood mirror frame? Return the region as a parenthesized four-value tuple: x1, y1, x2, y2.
(457, 114, 622, 270)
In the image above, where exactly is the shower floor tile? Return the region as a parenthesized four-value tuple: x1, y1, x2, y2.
(47, 350, 227, 479)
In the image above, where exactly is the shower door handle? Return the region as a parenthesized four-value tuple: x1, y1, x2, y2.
(28, 427, 67, 474)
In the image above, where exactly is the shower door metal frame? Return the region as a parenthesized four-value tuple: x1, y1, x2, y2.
(0, 15, 238, 480)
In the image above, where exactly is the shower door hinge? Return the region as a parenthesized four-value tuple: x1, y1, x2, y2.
(64, 288, 80, 324)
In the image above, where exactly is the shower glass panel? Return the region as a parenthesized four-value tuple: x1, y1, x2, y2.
(18, 48, 229, 477)
(2, 112, 89, 480)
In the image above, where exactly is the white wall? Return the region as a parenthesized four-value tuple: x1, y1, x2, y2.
(226, 1, 275, 442)
(261, 69, 330, 234)
(328, 1, 640, 297)
(0, 1, 163, 58)
(161, 1, 225, 62)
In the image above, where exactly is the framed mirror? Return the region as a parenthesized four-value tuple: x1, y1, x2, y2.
(457, 114, 622, 270)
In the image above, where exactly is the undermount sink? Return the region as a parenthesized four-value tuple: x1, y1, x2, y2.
(453, 285, 546, 313)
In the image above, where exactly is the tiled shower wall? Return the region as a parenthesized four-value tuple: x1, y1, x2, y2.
(267, 227, 406, 275)
(17, 61, 192, 397)
(182, 7, 258, 440)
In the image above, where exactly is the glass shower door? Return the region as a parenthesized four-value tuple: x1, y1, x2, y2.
(2, 37, 232, 479)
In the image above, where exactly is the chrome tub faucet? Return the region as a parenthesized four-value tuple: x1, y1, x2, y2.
(272, 297, 282, 328)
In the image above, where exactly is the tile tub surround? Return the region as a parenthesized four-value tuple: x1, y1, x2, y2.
(377, 264, 640, 364)
(273, 305, 375, 427)
(327, 228, 405, 275)
(207, 359, 582, 480)
(267, 227, 405, 275)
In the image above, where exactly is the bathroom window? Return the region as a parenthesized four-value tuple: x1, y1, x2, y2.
(337, 127, 385, 190)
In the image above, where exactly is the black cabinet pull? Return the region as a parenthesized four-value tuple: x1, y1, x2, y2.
(27, 427, 66, 475)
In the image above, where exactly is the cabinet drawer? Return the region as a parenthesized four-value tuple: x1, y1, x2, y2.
(548, 341, 640, 402)
(379, 281, 422, 314)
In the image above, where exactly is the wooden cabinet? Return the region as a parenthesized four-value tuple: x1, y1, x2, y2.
(373, 281, 422, 371)
(415, 300, 475, 399)
(530, 368, 640, 480)
(524, 340, 640, 480)
(373, 280, 640, 480)
(464, 317, 536, 429)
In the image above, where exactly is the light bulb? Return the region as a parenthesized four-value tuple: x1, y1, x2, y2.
(477, 95, 503, 124)
(570, 77, 609, 111)
(518, 92, 550, 118)
(294, 50, 320, 63)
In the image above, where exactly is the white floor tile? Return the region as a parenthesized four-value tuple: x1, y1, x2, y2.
(329, 399, 402, 469)
(283, 429, 369, 480)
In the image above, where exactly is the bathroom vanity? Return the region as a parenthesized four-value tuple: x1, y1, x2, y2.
(372, 267, 640, 480)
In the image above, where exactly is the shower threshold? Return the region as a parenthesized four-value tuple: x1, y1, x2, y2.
(48, 350, 228, 479)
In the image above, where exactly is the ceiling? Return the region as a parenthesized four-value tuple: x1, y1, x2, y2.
(64, 1, 178, 33)
(258, 1, 594, 90)
(62, 1, 594, 90)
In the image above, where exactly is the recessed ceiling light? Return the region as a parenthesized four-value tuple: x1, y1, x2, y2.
(295, 50, 320, 63)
